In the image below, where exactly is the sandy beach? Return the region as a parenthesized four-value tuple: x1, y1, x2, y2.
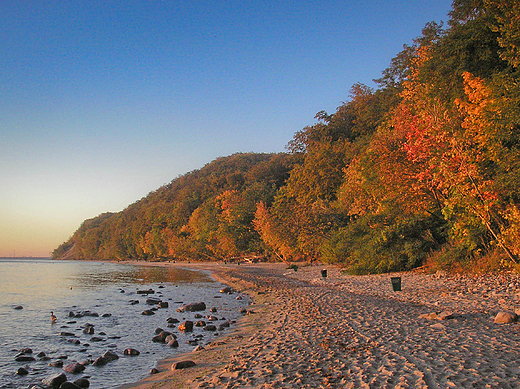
(121, 262, 520, 388)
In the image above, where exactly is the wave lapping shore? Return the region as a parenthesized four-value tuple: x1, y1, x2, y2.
(126, 263, 520, 388)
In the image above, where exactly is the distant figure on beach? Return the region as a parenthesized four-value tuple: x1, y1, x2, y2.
(50, 311, 57, 324)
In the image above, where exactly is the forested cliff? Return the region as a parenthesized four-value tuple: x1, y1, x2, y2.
(54, 0, 520, 273)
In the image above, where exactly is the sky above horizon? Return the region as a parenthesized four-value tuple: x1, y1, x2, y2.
(0, 0, 452, 257)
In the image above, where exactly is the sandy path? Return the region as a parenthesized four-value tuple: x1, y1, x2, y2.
(122, 262, 520, 388)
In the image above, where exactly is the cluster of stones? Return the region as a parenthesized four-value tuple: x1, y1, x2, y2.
(15, 350, 90, 388)
(140, 291, 171, 315)
(37, 372, 90, 389)
(145, 285, 243, 375)
(13, 283, 244, 385)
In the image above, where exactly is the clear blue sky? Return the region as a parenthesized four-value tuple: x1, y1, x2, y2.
(0, 0, 452, 257)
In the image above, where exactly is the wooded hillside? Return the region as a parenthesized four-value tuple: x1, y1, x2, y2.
(54, 0, 520, 273)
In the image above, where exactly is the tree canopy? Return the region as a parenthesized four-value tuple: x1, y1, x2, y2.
(54, 0, 520, 272)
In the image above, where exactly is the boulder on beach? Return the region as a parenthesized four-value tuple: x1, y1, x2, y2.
(437, 311, 455, 320)
(49, 360, 64, 367)
(159, 301, 169, 308)
(171, 360, 196, 370)
(142, 309, 155, 315)
(19, 348, 33, 354)
(167, 317, 180, 324)
(17, 367, 29, 375)
(146, 297, 162, 305)
(177, 302, 206, 312)
(430, 323, 446, 330)
(495, 311, 518, 324)
(14, 305, 23, 310)
(220, 286, 233, 294)
(419, 311, 455, 321)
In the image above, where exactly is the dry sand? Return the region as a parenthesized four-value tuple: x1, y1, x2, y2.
(121, 262, 520, 388)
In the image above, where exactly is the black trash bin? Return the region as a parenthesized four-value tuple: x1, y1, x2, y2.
(391, 277, 401, 291)
(321, 269, 327, 278)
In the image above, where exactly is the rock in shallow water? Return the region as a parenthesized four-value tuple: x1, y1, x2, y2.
(42, 372, 67, 387)
(73, 378, 90, 388)
(63, 362, 85, 374)
(59, 382, 81, 389)
(92, 350, 119, 367)
(168, 339, 179, 348)
(177, 302, 206, 312)
(178, 320, 194, 332)
(15, 355, 35, 362)
(123, 348, 140, 356)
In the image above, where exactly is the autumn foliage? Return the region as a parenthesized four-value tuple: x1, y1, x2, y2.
(54, 0, 520, 272)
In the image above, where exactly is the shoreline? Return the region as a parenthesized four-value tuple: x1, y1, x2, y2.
(119, 261, 520, 388)
(118, 261, 278, 389)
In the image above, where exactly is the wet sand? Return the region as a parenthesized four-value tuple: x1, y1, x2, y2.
(121, 262, 520, 388)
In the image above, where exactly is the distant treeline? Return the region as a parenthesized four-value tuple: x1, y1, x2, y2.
(53, 0, 520, 273)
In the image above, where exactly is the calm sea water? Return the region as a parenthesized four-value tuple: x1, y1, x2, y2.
(0, 258, 248, 389)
